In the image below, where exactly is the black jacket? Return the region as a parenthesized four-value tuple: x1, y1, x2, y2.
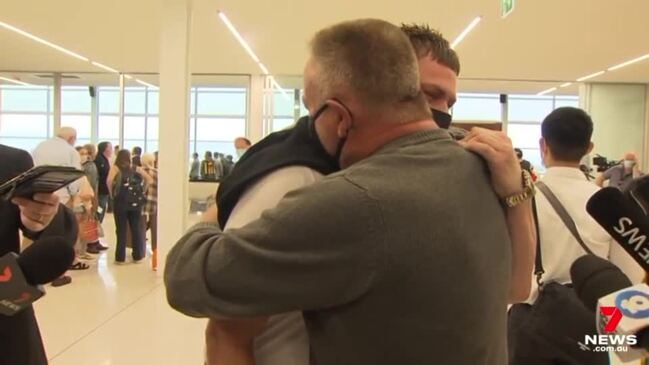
(0, 144, 78, 365)
(95, 153, 111, 196)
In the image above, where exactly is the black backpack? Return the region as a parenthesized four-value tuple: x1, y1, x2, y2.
(112, 170, 145, 209)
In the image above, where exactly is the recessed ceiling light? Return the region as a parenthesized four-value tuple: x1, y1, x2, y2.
(258, 62, 270, 75)
(537, 87, 557, 96)
(451, 16, 482, 49)
(0, 76, 31, 86)
(0, 21, 89, 62)
(136, 79, 158, 89)
(608, 53, 649, 71)
(218, 11, 261, 64)
(91, 61, 119, 73)
(577, 70, 606, 82)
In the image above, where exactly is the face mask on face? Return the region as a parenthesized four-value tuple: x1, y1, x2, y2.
(235, 148, 247, 159)
(309, 102, 350, 167)
(624, 160, 636, 169)
(431, 108, 452, 129)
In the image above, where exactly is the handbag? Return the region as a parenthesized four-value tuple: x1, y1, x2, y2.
(79, 217, 99, 243)
(508, 181, 608, 365)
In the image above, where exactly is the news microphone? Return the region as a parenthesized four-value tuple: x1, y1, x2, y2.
(586, 187, 649, 272)
(0, 236, 75, 316)
(571, 255, 649, 359)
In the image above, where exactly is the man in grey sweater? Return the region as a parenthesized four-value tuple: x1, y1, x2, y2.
(166, 19, 512, 364)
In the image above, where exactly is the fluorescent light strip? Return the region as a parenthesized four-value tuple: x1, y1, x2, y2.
(0, 21, 89, 62)
(270, 76, 290, 99)
(560, 82, 573, 88)
(0, 76, 31, 86)
(258, 62, 270, 75)
(608, 53, 649, 71)
(537, 87, 557, 96)
(124, 74, 134, 80)
(451, 16, 482, 49)
(218, 11, 260, 63)
(135, 79, 158, 89)
(577, 70, 606, 82)
(91, 61, 119, 73)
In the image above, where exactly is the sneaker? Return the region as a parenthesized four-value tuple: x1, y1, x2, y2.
(51, 276, 72, 287)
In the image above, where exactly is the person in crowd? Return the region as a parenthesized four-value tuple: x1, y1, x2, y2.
(141, 153, 158, 266)
(166, 19, 519, 365)
(221, 154, 234, 177)
(93, 141, 112, 251)
(154, 151, 159, 169)
(214, 152, 225, 179)
(189, 152, 200, 180)
(32, 127, 82, 286)
(515, 148, 538, 181)
(201, 22, 536, 365)
(234, 137, 252, 160)
(81, 143, 102, 254)
(509, 107, 644, 363)
(0, 143, 77, 365)
(595, 151, 644, 190)
(111, 144, 120, 164)
(201, 151, 217, 181)
(132, 146, 143, 167)
(107, 149, 153, 264)
(69, 146, 95, 268)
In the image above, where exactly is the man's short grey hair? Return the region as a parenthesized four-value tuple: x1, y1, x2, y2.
(56, 127, 77, 140)
(309, 19, 422, 107)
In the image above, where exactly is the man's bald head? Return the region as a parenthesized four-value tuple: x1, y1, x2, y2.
(624, 151, 638, 161)
(56, 127, 77, 146)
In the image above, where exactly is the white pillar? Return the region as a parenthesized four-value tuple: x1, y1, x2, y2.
(248, 75, 264, 143)
(52, 73, 62, 132)
(118, 74, 125, 149)
(157, 0, 193, 273)
(90, 87, 98, 144)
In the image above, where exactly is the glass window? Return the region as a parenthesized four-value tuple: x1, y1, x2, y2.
(195, 141, 234, 158)
(62, 88, 91, 113)
(0, 138, 46, 152)
(0, 114, 49, 137)
(272, 117, 295, 133)
(98, 115, 119, 140)
(452, 94, 501, 121)
(147, 90, 159, 115)
(196, 90, 247, 115)
(124, 116, 146, 140)
(61, 115, 91, 140)
(507, 123, 542, 149)
(273, 91, 294, 117)
(518, 148, 544, 173)
(554, 97, 579, 109)
(508, 96, 553, 122)
(125, 89, 146, 114)
(146, 117, 159, 152)
(195, 118, 245, 141)
(98, 89, 119, 114)
(1, 88, 48, 112)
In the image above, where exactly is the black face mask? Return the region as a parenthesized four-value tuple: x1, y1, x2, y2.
(431, 108, 452, 129)
(309, 102, 350, 167)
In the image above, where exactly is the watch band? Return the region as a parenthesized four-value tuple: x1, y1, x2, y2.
(503, 170, 536, 208)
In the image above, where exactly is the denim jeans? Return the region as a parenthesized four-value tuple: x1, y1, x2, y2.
(113, 208, 145, 262)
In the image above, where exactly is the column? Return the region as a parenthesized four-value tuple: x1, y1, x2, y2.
(52, 73, 62, 132)
(247, 74, 264, 143)
(90, 86, 98, 143)
(157, 0, 193, 273)
(582, 83, 648, 171)
(118, 74, 125, 149)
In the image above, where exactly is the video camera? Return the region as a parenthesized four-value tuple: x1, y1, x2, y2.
(593, 155, 621, 173)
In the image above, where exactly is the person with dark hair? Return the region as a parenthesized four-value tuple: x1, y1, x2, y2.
(201, 151, 217, 181)
(0, 143, 78, 365)
(107, 149, 153, 264)
(514, 148, 537, 181)
(93, 141, 112, 252)
(189, 152, 200, 180)
(221, 154, 234, 177)
(508, 107, 644, 364)
(132, 146, 143, 167)
(596, 151, 644, 190)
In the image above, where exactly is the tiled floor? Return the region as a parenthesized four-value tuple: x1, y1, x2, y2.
(35, 214, 207, 365)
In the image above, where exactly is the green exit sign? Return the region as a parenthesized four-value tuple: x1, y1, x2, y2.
(502, 0, 515, 18)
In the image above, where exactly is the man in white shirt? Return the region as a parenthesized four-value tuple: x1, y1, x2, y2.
(526, 107, 644, 306)
(31, 127, 82, 206)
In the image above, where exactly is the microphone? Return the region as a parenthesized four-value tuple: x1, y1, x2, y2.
(0, 236, 75, 316)
(571, 255, 649, 360)
(586, 187, 649, 272)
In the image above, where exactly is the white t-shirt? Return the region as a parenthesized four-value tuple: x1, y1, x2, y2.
(31, 137, 81, 204)
(225, 165, 323, 365)
(525, 167, 645, 304)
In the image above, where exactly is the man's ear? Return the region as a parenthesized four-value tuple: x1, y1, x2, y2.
(327, 100, 353, 138)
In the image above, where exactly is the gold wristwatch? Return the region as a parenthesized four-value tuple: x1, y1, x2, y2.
(503, 170, 536, 208)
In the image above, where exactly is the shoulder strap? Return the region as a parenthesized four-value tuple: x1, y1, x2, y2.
(532, 196, 544, 286)
(536, 181, 594, 255)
